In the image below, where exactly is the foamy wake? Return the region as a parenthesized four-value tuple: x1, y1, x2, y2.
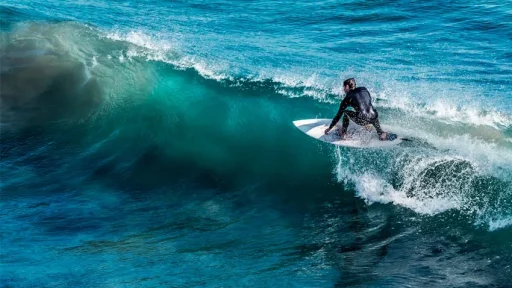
(334, 147, 512, 231)
(354, 172, 460, 215)
(335, 149, 466, 216)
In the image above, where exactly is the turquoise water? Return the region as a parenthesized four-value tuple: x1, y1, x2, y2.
(1, 1, 511, 287)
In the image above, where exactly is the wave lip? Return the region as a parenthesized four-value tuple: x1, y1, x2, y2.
(104, 30, 234, 82)
(105, 29, 512, 135)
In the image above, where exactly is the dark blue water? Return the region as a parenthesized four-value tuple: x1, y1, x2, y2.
(1, 1, 511, 287)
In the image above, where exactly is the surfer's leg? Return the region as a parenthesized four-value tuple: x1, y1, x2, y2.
(372, 118, 384, 135)
(339, 111, 357, 137)
(372, 118, 387, 140)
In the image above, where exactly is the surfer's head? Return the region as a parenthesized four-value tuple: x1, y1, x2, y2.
(343, 78, 356, 93)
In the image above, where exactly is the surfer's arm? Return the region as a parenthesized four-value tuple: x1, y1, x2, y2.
(327, 98, 349, 130)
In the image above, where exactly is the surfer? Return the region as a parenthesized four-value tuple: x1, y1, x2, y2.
(324, 78, 388, 140)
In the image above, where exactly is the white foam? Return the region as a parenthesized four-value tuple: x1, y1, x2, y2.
(187, 58, 233, 82)
(487, 216, 512, 231)
(334, 136, 512, 230)
(354, 172, 460, 215)
(334, 149, 465, 216)
(333, 137, 510, 220)
(427, 101, 511, 129)
(106, 31, 173, 51)
(388, 126, 512, 173)
(376, 90, 512, 130)
(105, 30, 232, 82)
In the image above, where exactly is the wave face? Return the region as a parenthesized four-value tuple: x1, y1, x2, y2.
(1, 1, 512, 287)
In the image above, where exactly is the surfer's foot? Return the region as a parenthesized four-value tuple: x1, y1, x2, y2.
(379, 132, 388, 141)
(337, 131, 348, 140)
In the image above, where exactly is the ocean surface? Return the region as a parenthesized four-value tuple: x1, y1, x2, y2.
(1, 0, 511, 287)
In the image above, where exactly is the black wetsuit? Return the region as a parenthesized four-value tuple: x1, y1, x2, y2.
(328, 87, 384, 136)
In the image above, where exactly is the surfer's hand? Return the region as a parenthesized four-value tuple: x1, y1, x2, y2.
(324, 128, 331, 135)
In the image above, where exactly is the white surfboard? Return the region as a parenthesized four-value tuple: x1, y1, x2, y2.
(293, 118, 403, 148)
